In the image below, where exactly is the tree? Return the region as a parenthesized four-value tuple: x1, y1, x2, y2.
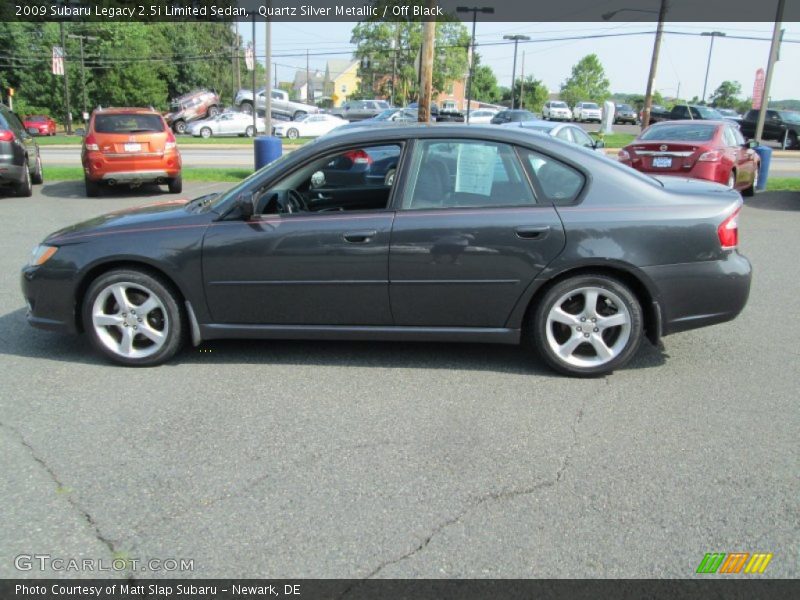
(501, 76, 548, 112)
(559, 54, 610, 108)
(710, 80, 742, 109)
(468, 54, 499, 103)
(351, 2, 469, 104)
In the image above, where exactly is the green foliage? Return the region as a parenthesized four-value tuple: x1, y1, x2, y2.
(709, 80, 742, 109)
(468, 54, 499, 103)
(351, 2, 469, 105)
(559, 54, 610, 108)
(501, 76, 548, 112)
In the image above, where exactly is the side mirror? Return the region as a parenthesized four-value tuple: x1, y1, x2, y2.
(238, 193, 254, 219)
(745, 139, 758, 149)
(593, 139, 605, 150)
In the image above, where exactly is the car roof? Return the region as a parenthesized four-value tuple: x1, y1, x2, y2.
(93, 107, 162, 115)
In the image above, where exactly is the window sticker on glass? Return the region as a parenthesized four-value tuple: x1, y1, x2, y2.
(455, 143, 497, 196)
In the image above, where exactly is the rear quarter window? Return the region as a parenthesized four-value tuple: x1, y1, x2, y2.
(521, 150, 585, 206)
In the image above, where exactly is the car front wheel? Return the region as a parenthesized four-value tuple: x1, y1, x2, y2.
(83, 269, 184, 366)
(286, 128, 299, 140)
(200, 127, 212, 139)
(530, 274, 643, 377)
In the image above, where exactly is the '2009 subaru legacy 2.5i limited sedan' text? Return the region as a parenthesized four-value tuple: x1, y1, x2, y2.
(21, 125, 751, 376)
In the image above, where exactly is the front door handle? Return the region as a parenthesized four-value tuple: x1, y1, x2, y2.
(515, 225, 550, 240)
(343, 230, 377, 243)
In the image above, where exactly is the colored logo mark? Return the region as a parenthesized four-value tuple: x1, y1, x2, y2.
(696, 552, 773, 574)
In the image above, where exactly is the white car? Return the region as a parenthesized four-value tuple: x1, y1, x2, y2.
(467, 109, 498, 124)
(273, 114, 347, 139)
(188, 112, 265, 138)
(542, 101, 573, 121)
(573, 101, 602, 123)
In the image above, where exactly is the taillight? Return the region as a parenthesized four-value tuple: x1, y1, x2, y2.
(698, 150, 722, 162)
(344, 149, 372, 165)
(717, 207, 740, 249)
(618, 149, 631, 161)
(165, 131, 177, 151)
(0, 129, 15, 142)
(84, 134, 99, 151)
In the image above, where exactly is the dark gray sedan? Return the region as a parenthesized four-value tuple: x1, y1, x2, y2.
(21, 125, 751, 376)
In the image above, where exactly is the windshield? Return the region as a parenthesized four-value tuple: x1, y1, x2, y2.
(94, 114, 165, 133)
(520, 124, 556, 133)
(583, 103, 599, 109)
(695, 106, 723, 119)
(27, 115, 48, 122)
(552, 102, 568, 108)
(640, 123, 717, 141)
(778, 111, 800, 124)
(617, 104, 633, 111)
(373, 109, 397, 121)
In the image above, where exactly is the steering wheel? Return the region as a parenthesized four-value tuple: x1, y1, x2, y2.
(283, 189, 308, 214)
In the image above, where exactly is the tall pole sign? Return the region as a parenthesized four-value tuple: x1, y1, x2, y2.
(751, 68, 766, 110)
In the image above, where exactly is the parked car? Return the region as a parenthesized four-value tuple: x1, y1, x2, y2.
(235, 88, 319, 121)
(501, 119, 605, 151)
(23, 115, 56, 136)
(22, 125, 751, 377)
(490, 109, 537, 125)
(330, 99, 392, 122)
(405, 102, 465, 123)
(273, 113, 347, 139)
(542, 101, 573, 121)
(332, 109, 419, 133)
(644, 104, 671, 123)
(187, 112, 265, 138)
(649, 104, 725, 125)
(165, 89, 221, 134)
(716, 108, 742, 124)
(619, 120, 759, 195)
(81, 107, 182, 197)
(573, 102, 602, 123)
(1, 102, 43, 196)
(739, 109, 800, 150)
(614, 104, 638, 125)
(466, 109, 498, 124)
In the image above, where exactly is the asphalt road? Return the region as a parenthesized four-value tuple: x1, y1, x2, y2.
(0, 182, 798, 579)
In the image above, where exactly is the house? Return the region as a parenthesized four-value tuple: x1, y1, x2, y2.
(436, 78, 467, 111)
(292, 70, 325, 103)
(324, 59, 360, 107)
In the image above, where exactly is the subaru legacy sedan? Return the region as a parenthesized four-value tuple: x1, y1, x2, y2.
(21, 126, 751, 376)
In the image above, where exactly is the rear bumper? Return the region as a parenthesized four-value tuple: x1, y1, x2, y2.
(643, 252, 752, 336)
(0, 161, 25, 183)
(99, 170, 175, 183)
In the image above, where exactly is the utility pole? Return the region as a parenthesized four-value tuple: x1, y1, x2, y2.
(251, 13, 257, 141)
(503, 35, 530, 110)
(456, 6, 495, 122)
(417, 0, 436, 123)
(391, 23, 400, 107)
(59, 22, 73, 134)
(520, 51, 526, 109)
(67, 33, 98, 123)
(233, 22, 241, 97)
(305, 49, 310, 103)
(641, 0, 667, 129)
(264, 18, 272, 137)
(755, 0, 786, 144)
(274, 62, 277, 88)
(701, 31, 726, 103)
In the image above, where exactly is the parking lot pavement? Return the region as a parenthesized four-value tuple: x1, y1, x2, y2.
(0, 183, 798, 578)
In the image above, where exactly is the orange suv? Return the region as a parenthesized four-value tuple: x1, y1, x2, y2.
(81, 108, 182, 197)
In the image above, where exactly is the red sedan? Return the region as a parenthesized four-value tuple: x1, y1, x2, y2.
(619, 120, 759, 196)
(23, 115, 57, 136)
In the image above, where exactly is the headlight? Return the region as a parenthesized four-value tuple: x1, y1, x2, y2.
(29, 244, 58, 267)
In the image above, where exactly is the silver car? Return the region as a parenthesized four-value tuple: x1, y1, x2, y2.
(187, 112, 265, 138)
(501, 119, 605, 151)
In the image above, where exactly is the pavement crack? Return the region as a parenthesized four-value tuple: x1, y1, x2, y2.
(0, 421, 119, 558)
(556, 406, 585, 483)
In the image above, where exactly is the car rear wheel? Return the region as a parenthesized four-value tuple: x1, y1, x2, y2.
(530, 274, 643, 377)
(200, 127, 212, 139)
(743, 166, 759, 197)
(83, 269, 184, 366)
(292, 111, 306, 120)
(286, 128, 299, 140)
(31, 154, 44, 185)
(85, 176, 100, 197)
(173, 120, 187, 134)
(787, 131, 799, 150)
(14, 159, 32, 197)
(168, 175, 182, 194)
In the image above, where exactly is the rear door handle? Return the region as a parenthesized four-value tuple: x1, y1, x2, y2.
(515, 225, 550, 240)
(343, 230, 377, 243)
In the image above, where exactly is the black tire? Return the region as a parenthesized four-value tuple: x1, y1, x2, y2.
(14, 159, 33, 197)
(207, 105, 220, 118)
(240, 101, 254, 115)
(168, 175, 182, 194)
(82, 269, 184, 367)
(245, 125, 254, 137)
(286, 128, 299, 140)
(85, 176, 100, 197)
(173, 120, 187, 134)
(200, 127, 212, 139)
(788, 131, 799, 150)
(383, 168, 396, 186)
(529, 274, 643, 377)
(292, 111, 306, 120)
(31, 154, 44, 185)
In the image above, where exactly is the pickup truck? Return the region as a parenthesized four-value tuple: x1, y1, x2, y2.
(648, 104, 726, 124)
(328, 99, 392, 122)
(234, 88, 318, 121)
(739, 109, 800, 149)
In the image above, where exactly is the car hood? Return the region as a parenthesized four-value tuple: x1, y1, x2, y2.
(45, 198, 209, 244)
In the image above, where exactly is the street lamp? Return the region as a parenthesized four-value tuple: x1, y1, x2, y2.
(701, 31, 726, 104)
(603, 2, 668, 129)
(67, 33, 99, 123)
(457, 6, 495, 123)
(503, 34, 530, 110)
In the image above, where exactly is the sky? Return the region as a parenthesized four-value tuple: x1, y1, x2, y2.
(239, 20, 800, 101)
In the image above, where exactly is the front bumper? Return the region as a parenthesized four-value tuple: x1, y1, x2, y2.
(21, 265, 79, 334)
(643, 251, 752, 336)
